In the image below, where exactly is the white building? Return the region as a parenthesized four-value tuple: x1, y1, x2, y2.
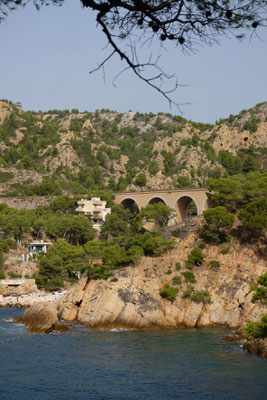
(76, 197, 111, 230)
(27, 240, 52, 260)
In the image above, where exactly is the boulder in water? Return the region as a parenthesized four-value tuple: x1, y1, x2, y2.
(13, 302, 69, 334)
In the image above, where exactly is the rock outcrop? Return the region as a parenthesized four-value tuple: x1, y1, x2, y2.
(244, 338, 267, 358)
(13, 301, 69, 334)
(60, 234, 266, 330)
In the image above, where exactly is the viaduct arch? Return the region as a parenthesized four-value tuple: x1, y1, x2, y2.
(115, 188, 210, 222)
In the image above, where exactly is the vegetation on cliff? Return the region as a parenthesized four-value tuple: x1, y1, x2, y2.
(244, 273, 267, 339)
(0, 197, 175, 290)
(0, 174, 266, 291)
(204, 172, 267, 245)
(0, 99, 266, 195)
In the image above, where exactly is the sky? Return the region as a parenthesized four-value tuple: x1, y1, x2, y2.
(0, 0, 267, 123)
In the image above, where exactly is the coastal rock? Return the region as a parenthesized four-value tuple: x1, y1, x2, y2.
(13, 302, 69, 334)
(244, 338, 267, 358)
(225, 329, 244, 342)
(61, 235, 266, 330)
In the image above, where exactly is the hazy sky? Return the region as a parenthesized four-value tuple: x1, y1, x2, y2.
(0, 0, 267, 123)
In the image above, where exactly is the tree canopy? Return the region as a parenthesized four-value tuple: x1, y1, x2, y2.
(1, 0, 267, 105)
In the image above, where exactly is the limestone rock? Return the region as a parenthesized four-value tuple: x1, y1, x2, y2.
(13, 301, 69, 334)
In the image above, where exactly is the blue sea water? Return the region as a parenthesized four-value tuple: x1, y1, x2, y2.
(0, 308, 266, 400)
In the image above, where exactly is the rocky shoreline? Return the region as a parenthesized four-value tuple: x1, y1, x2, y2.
(0, 290, 66, 308)
(13, 302, 70, 334)
(13, 300, 267, 358)
(59, 236, 266, 330)
(4, 234, 266, 357)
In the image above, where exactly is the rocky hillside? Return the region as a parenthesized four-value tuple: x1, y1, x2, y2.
(0, 100, 266, 195)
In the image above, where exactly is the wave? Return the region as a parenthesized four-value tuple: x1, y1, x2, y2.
(109, 328, 131, 332)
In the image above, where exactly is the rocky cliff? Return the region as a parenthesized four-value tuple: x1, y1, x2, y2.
(59, 233, 266, 330)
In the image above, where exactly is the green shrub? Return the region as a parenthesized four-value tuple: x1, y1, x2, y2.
(159, 284, 179, 302)
(218, 150, 243, 175)
(243, 118, 259, 134)
(182, 271, 195, 283)
(102, 245, 127, 267)
(87, 264, 113, 280)
(135, 173, 147, 187)
(172, 229, 181, 238)
(191, 290, 212, 304)
(201, 206, 235, 243)
(209, 260, 220, 270)
(43, 276, 64, 292)
(185, 247, 204, 269)
(221, 245, 231, 254)
(198, 242, 206, 249)
(0, 239, 17, 253)
(172, 275, 182, 285)
(251, 272, 267, 305)
(182, 285, 194, 298)
(0, 270, 5, 279)
(175, 262, 181, 271)
(142, 236, 175, 256)
(166, 267, 172, 275)
(7, 271, 22, 279)
(0, 171, 14, 183)
(176, 175, 194, 188)
(244, 273, 267, 339)
(244, 315, 267, 338)
(148, 161, 159, 175)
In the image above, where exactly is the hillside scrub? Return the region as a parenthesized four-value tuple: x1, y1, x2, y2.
(205, 173, 267, 243)
(0, 100, 266, 195)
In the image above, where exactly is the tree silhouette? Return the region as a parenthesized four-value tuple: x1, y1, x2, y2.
(1, 0, 267, 106)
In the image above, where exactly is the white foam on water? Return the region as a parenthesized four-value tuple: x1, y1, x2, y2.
(109, 328, 131, 332)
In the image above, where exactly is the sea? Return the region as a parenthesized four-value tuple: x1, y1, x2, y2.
(0, 308, 266, 400)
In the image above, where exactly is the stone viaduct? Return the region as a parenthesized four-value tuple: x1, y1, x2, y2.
(114, 188, 212, 222)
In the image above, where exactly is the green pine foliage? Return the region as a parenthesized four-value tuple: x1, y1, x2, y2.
(160, 284, 179, 302)
(185, 247, 205, 269)
(182, 271, 196, 283)
(191, 290, 212, 304)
